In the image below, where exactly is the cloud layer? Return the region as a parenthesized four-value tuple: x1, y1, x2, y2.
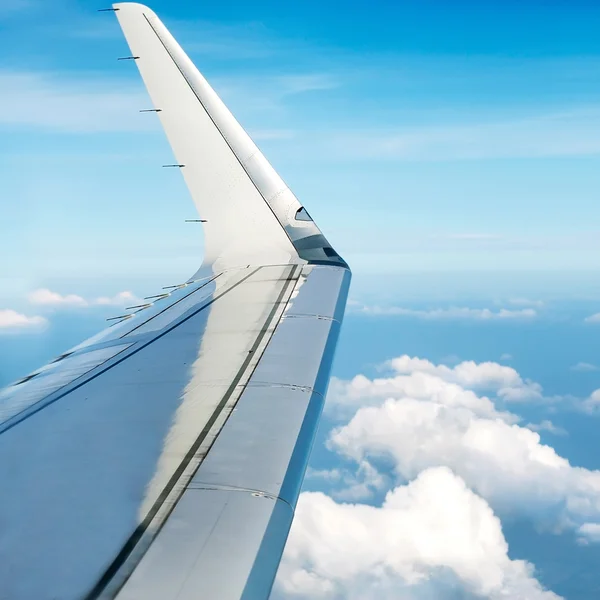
(328, 356, 600, 537)
(348, 302, 537, 320)
(277, 467, 560, 599)
(276, 355, 600, 599)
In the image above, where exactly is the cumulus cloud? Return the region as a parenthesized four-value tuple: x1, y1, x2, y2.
(27, 288, 138, 308)
(0, 309, 47, 333)
(327, 356, 600, 537)
(349, 303, 537, 320)
(277, 468, 560, 600)
(276, 354, 600, 598)
(27, 289, 87, 307)
(327, 355, 543, 421)
(388, 356, 524, 390)
(327, 372, 506, 421)
(581, 390, 600, 413)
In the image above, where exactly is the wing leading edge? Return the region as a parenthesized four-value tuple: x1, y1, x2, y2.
(0, 4, 350, 600)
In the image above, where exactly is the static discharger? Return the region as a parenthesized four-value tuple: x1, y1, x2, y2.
(162, 164, 185, 168)
(144, 293, 170, 300)
(162, 283, 189, 290)
(97, 7, 119, 11)
(106, 314, 134, 322)
(140, 109, 162, 112)
(125, 303, 153, 311)
(118, 56, 139, 61)
(185, 219, 208, 223)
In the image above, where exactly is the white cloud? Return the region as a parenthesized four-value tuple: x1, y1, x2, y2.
(527, 420, 567, 436)
(328, 356, 543, 422)
(584, 313, 600, 323)
(27, 288, 87, 307)
(277, 73, 338, 95)
(500, 353, 513, 361)
(277, 467, 560, 600)
(0, 71, 150, 133)
(94, 291, 137, 306)
(327, 372, 509, 421)
(27, 288, 139, 308)
(329, 108, 600, 162)
(0, 309, 47, 333)
(328, 357, 600, 535)
(582, 390, 600, 413)
(388, 355, 524, 390)
(306, 463, 389, 502)
(571, 362, 598, 372)
(578, 523, 600, 545)
(350, 303, 537, 320)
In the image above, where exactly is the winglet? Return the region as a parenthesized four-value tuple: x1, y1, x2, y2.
(113, 3, 347, 272)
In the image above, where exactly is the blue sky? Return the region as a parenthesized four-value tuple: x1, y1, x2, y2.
(3, 0, 600, 598)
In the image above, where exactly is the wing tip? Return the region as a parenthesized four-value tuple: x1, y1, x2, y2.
(112, 2, 155, 15)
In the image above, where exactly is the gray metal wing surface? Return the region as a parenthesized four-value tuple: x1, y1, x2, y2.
(0, 4, 350, 600)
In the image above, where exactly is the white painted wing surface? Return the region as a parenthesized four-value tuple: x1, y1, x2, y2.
(113, 2, 346, 274)
(0, 3, 350, 600)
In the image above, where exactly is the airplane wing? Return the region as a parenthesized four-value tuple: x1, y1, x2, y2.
(0, 3, 350, 600)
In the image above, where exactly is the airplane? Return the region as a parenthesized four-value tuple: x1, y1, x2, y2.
(0, 3, 350, 599)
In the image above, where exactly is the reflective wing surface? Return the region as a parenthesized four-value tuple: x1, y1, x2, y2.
(0, 3, 350, 600)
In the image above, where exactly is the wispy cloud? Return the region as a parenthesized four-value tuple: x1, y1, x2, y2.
(437, 233, 503, 241)
(0, 0, 35, 17)
(328, 108, 600, 162)
(213, 72, 339, 115)
(507, 298, 544, 308)
(28, 288, 138, 308)
(571, 362, 599, 372)
(585, 312, 600, 323)
(0, 71, 150, 133)
(349, 301, 537, 321)
(0, 309, 47, 333)
(527, 420, 567, 436)
(27, 289, 87, 307)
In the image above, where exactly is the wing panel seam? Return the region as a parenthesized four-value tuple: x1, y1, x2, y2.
(0, 269, 259, 437)
(86, 265, 301, 600)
